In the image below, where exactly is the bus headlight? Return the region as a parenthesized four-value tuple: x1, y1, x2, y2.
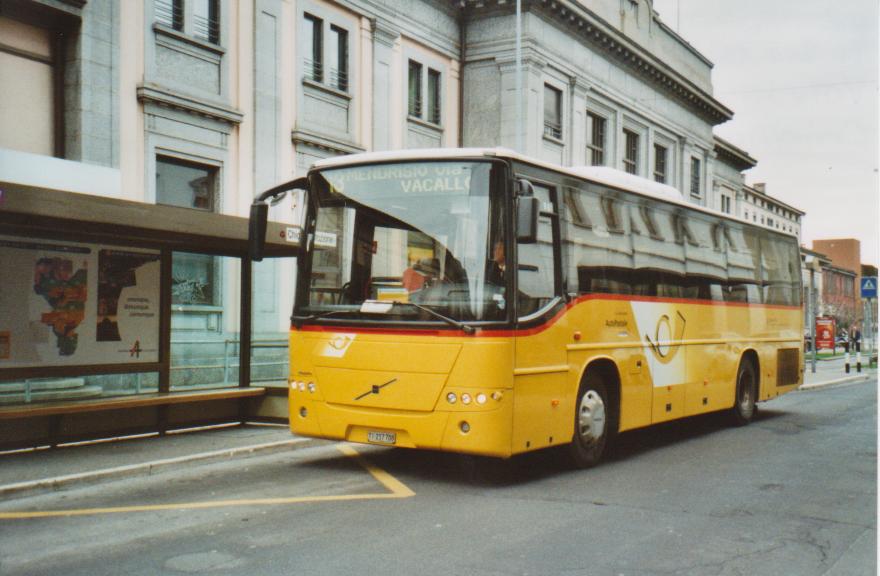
(446, 392, 457, 404)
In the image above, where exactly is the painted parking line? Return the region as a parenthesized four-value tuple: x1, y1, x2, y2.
(0, 444, 414, 520)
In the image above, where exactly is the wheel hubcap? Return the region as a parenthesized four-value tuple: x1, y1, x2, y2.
(578, 390, 606, 444)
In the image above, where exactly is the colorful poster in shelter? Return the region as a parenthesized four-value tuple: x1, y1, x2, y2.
(0, 236, 161, 368)
(815, 316, 835, 351)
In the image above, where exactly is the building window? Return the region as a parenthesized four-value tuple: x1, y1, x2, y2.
(301, 14, 350, 93)
(408, 60, 423, 117)
(721, 195, 731, 214)
(427, 68, 441, 124)
(407, 59, 443, 124)
(303, 13, 323, 83)
(623, 129, 639, 175)
(172, 252, 217, 306)
(543, 85, 562, 139)
(653, 144, 667, 183)
(156, 155, 218, 211)
(156, 0, 220, 45)
(329, 24, 348, 91)
(587, 112, 606, 165)
(0, 15, 63, 157)
(193, 0, 219, 44)
(690, 157, 701, 196)
(155, 0, 183, 31)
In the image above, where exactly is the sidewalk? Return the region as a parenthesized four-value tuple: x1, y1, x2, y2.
(0, 359, 875, 499)
(0, 423, 320, 499)
(800, 355, 876, 390)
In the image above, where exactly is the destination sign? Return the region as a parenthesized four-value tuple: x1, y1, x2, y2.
(322, 162, 478, 197)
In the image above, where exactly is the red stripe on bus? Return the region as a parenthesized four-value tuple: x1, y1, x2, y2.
(291, 294, 801, 338)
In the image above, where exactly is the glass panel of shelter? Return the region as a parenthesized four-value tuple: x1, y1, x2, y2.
(170, 252, 239, 390)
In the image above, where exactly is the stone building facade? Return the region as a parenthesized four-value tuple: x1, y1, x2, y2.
(1, 0, 804, 393)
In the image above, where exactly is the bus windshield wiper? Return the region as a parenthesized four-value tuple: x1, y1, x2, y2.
(388, 301, 476, 335)
(293, 309, 358, 327)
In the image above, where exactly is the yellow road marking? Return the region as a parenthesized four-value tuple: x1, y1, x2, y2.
(337, 444, 415, 497)
(0, 444, 414, 520)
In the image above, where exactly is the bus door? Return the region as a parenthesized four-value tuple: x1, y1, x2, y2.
(512, 181, 569, 453)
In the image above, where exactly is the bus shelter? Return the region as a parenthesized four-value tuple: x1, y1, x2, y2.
(0, 183, 299, 450)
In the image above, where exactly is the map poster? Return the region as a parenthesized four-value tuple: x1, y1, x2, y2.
(0, 236, 161, 368)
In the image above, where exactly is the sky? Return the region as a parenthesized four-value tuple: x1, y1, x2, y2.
(652, 0, 879, 266)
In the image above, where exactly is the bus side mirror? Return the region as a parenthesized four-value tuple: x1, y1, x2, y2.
(249, 202, 269, 262)
(516, 179, 539, 244)
(517, 196, 540, 243)
(249, 176, 309, 262)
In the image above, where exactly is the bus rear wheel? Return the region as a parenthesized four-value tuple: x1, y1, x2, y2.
(731, 359, 758, 426)
(568, 372, 611, 468)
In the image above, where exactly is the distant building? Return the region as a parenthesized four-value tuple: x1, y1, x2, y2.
(801, 248, 830, 328)
(813, 239, 862, 325)
(821, 264, 858, 332)
(741, 183, 804, 241)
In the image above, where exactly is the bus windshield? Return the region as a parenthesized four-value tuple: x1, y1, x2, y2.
(297, 160, 507, 324)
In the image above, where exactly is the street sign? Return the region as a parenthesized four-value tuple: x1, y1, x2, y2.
(861, 277, 878, 299)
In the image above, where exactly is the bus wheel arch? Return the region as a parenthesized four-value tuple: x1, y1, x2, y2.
(732, 350, 760, 425)
(568, 358, 620, 468)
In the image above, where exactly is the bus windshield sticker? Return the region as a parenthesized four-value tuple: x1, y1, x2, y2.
(314, 231, 337, 248)
(285, 227, 301, 243)
(360, 300, 394, 314)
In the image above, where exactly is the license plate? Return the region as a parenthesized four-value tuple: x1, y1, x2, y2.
(367, 431, 396, 444)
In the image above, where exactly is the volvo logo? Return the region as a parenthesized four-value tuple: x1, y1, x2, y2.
(354, 378, 397, 401)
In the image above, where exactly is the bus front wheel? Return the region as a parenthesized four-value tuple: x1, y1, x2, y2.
(731, 359, 758, 426)
(568, 372, 610, 468)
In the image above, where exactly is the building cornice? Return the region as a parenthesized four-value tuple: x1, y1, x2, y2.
(292, 129, 366, 156)
(137, 84, 244, 125)
(462, 0, 734, 126)
(714, 137, 757, 171)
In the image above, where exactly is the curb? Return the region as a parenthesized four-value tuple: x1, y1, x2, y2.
(0, 436, 326, 500)
(798, 373, 873, 391)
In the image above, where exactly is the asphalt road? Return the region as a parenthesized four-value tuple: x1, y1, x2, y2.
(1, 378, 876, 576)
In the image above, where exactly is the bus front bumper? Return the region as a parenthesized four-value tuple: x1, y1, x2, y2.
(290, 394, 514, 458)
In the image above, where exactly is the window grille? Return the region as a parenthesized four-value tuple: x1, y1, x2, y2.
(155, 0, 183, 31)
(587, 112, 605, 165)
(623, 129, 639, 175)
(653, 144, 667, 183)
(543, 85, 562, 139)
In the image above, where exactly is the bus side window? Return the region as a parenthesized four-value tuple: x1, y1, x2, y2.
(517, 183, 558, 317)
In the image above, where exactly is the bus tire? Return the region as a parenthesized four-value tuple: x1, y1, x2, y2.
(568, 371, 611, 468)
(731, 358, 758, 426)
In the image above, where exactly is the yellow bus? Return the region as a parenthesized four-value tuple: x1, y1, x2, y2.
(249, 148, 803, 467)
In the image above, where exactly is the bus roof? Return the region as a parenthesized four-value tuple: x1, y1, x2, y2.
(311, 148, 798, 239)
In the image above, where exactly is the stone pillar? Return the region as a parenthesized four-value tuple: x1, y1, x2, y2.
(569, 76, 589, 166)
(371, 18, 400, 152)
(497, 51, 546, 156)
